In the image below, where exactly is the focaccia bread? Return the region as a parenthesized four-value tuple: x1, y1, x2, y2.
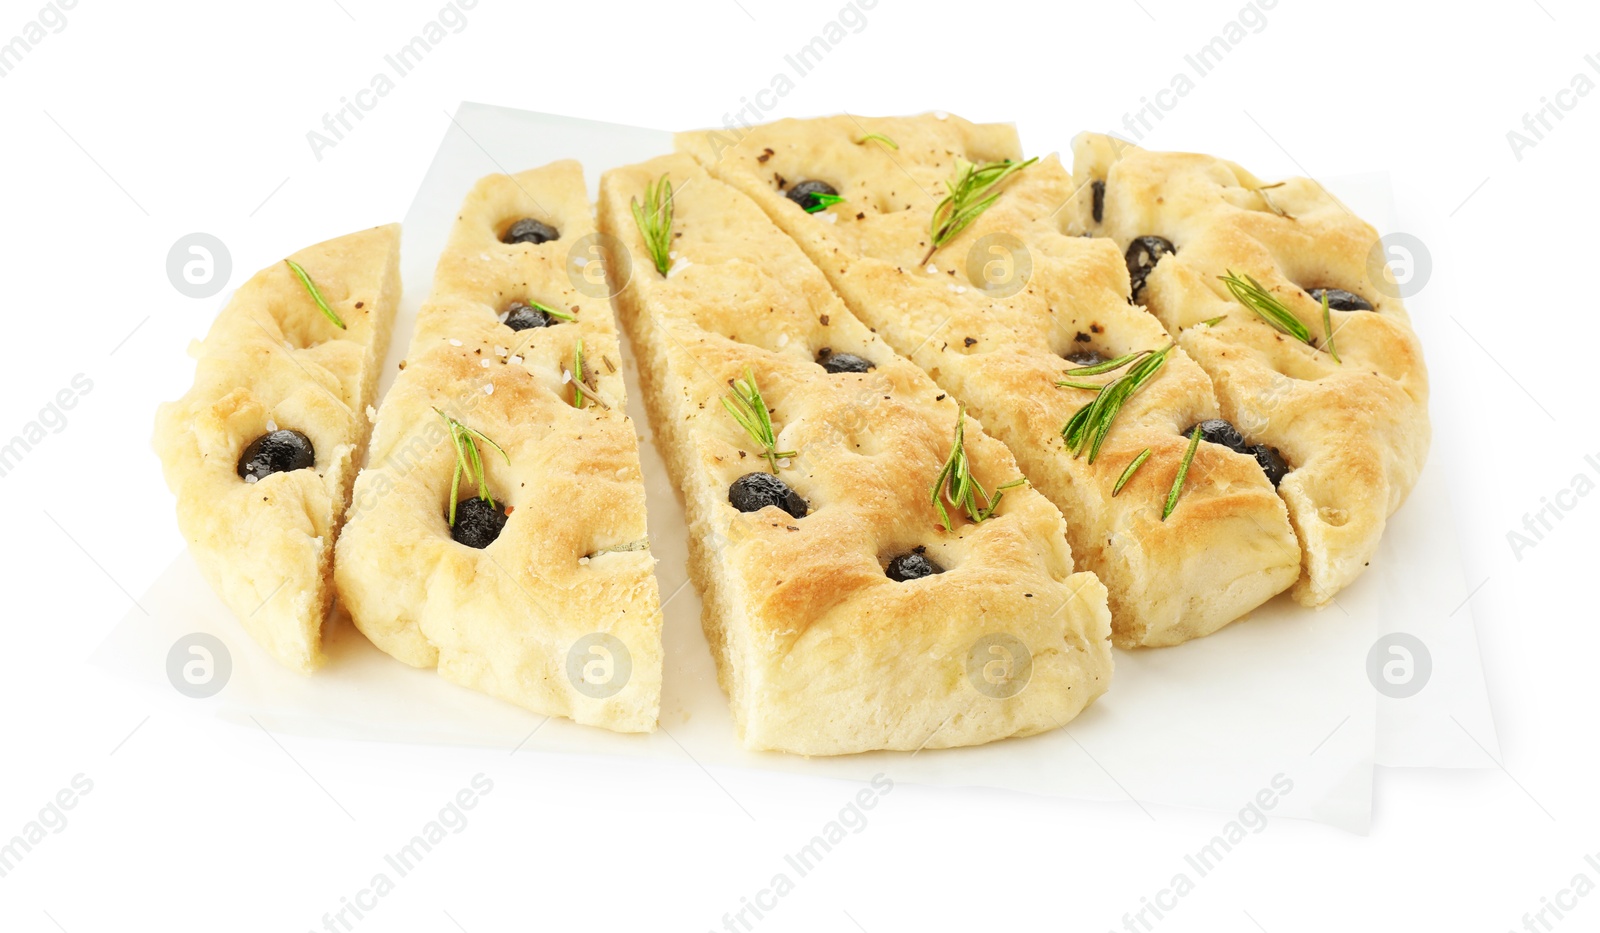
(335, 162, 663, 733)
(597, 152, 1112, 755)
(1070, 134, 1429, 606)
(153, 224, 401, 672)
(679, 116, 1300, 647)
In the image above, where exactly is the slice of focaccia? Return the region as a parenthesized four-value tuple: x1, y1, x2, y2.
(153, 224, 401, 672)
(335, 161, 663, 733)
(679, 116, 1300, 647)
(1070, 134, 1429, 606)
(597, 152, 1112, 755)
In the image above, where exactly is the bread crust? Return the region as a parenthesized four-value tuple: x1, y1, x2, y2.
(598, 152, 1112, 755)
(334, 162, 663, 732)
(153, 224, 401, 673)
(679, 116, 1301, 646)
(1070, 134, 1430, 606)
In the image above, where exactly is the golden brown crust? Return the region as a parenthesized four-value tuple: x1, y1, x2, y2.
(598, 152, 1112, 755)
(679, 116, 1300, 646)
(334, 162, 663, 732)
(1071, 133, 1430, 606)
(153, 224, 401, 673)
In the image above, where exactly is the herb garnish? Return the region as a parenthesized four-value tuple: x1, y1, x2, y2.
(1113, 448, 1152, 497)
(525, 299, 575, 323)
(631, 173, 675, 277)
(436, 409, 509, 527)
(1319, 292, 1341, 364)
(930, 407, 1027, 532)
(1218, 271, 1312, 345)
(857, 133, 899, 149)
(922, 156, 1038, 264)
(285, 259, 346, 329)
(570, 337, 587, 409)
(805, 193, 847, 213)
(1163, 426, 1203, 520)
(1058, 343, 1175, 464)
(1253, 182, 1294, 220)
(722, 369, 795, 473)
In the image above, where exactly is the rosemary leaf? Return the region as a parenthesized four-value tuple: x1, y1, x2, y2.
(1320, 292, 1341, 364)
(1113, 448, 1152, 497)
(631, 173, 675, 277)
(931, 407, 1026, 531)
(922, 156, 1038, 264)
(857, 133, 899, 149)
(1062, 348, 1151, 377)
(435, 408, 509, 526)
(285, 259, 346, 329)
(1218, 271, 1310, 345)
(527, 299, 576, 323)
(571, 337, 586, 409)
(1061, 344, 1173, 464)
(1163, 426, 1203, 520)
(805, 193, 847, 214)
(721, 369, 796, 473)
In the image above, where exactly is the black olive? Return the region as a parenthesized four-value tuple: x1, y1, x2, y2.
(817, 348, 873, 373)
(502, 218, 559, 245)
(729, 472, 808, 519)
(1306, 288, 1373, 312)
(1185, 419, 1249, 455)
(1091, 180, 1105, 224)
(786, 180, 838, 212)
(1249, 444, 1290, 487)
(1065, 348, 1105, 366)
(237, 429, 315, 482)
(504, 301, 555, 331)
(886, 550, 943, 582)
(450, 497, 508, 549)
(1125, 236, 1176, 298)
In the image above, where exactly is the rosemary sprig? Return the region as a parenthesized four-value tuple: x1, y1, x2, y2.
(930, 407, 1027, 532)
(1163, 426, 1203, 520)
(570, 337, 587, 409)
(525, 299, 576, 323)
(1060, 343, 1174, 464)
(1199, 315, 1227, 328)
(1113, 448, 1152, 497)
(284, 259, 345, 329)
(1320, 291, 1341, 364)
(631, 173, 675, 277)
(1218, 271, 1311, 345)
(857, 133, 899, 149)
(1059, 348, 1151, 378)
(922, 156, 1038, 264)
(435, 408, 509, 527)
(805, 193, 847, 214)
(721, 369, 795, 473)
(1253, 182, 1294, 220)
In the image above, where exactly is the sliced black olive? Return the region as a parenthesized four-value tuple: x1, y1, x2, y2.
(786, 180, 838, 212)
(502, 218, 559, 245)
(1091, 180, 1105, 224)
(886, 549, 943, 582)
(1249, 444, 1290, 487)
(1306, 288, 1373, 312)
(1125, 235, 1176, 298)
(450, 497, 508, 549)
(237, 429, 315, 482)
(1184, 419, 1249, 455)
(729, 472, 808, 519)
(817, 347, 873, 374)
(1065, 348, 1105, 366)
(504, 301, 555, 331)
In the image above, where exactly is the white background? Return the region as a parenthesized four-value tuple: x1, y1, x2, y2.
(1, 0, 1595, 930)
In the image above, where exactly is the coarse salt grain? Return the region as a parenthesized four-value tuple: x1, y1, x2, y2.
(483, 384, 494, 396)
(480, 359, 491, 368)
(449, 338, 463, 347)
(508, 355, 522, 365)
(494, 346, 508, 357)
(926, 264, 939, 275)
